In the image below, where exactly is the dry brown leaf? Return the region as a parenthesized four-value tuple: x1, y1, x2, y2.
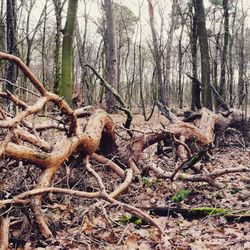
(81, 218, 94, 236)
(126, 234, 140, 249)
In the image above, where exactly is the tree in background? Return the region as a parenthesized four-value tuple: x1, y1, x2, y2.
(147, 0, 166, 106)
(60, 0, 78, 106)
(52, 0, 67, 94)
(237, 0, 246, 106)
(193, 0, 212, 109)
(219, 0, 229, 101)
(104, 0, 117, 113)
(0, 0, 5, 77)
(6, 0, 17, 96)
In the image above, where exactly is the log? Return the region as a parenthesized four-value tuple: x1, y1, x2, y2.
(150, 207, 250, 222)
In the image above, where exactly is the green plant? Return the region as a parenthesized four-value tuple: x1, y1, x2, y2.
(119, 214, 142, 225)
(171, 189, 192, 202)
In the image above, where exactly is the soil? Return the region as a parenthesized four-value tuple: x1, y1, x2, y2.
(2, 114, 250, 249)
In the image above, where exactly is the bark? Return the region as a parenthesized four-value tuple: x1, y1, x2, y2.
(0, 218, 10, 250)
(219, 0, 229, 100)
(0, 1, 5, 77)
(193, 0, 212, 109)
(52, 0, 66, 94)
(165, 0, 178, 106)
(60, 0, 78, 106)
(147, 0, 166, 105)
(190, 1, 199, 110)
(6, 0, 18, 96)
(238, 4, 245, 106)
(177, 4, 188, 109)
(104, 0, 117, 113)
(229, 2, 237, 107)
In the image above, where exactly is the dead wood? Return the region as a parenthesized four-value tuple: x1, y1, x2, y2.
(0, 52, 249, 247)
(0, 217, 10, 250)
(85, 64, 132, 129)
(0, 52, 164, 242)
(149, 207, 250, 222)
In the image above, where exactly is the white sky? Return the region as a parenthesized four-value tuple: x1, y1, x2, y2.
(28, 0, 250, 41)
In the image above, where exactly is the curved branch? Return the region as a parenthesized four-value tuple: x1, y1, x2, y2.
(85, 64, 132, 129)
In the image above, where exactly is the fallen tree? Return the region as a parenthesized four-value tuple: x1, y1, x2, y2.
(0, 52, 249, 248)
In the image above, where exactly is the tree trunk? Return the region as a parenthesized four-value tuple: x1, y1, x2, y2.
(190, 1, 200, 110)
(60, 0, 78, 106)
(238, 2, 245, 106)
(165, 0, 178, 106)
(0, 0, 5, 77)
(147, 0, 166, 106)
(219, 0, 229, 100)
(229, 2, 237, 107)
(194, 0, 212, 110)
(6, 0, 17, 95)
(52, 0, 65, 94)
(104, 0, 117, 113)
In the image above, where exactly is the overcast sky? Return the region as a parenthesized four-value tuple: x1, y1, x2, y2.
(30, 0, 250, 41)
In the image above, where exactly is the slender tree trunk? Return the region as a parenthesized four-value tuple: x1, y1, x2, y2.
(194, 0, 212, 110)
(147, 0, 166, 105)
(104, 0, 117, 113)
(219, 0, 229, 100)
(42, 0, 48, 87)
(238, 2, 245, 106)
(6, 0, 18, 96)
(52, 0, 65, 94)
(165, 0, 178, 106)
(60, 0, 78, 106)
(229, 2, 237, 107)
(0, 1, 5, 77)
(177, 4, 187, 109)
(190, 1, 200, 110)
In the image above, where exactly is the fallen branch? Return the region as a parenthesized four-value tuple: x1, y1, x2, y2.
(0, 217, 10, 250)
(149, 206, 250, 222)
(85, 64, 132, 129)
(147, 164, 250, 188)
(0, 168, 163, 235)
(91, 153, 125, 178)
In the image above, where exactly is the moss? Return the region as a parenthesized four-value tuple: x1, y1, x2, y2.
(191, 207, 232, 216)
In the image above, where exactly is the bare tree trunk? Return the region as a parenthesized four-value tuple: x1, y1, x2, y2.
(165, 0, 178, 106)
(0, 0, 5, 78)
(194, 0, 212, 110)
(190, 1, 201, 110)
(60, 0, 78, 106)
(229, 1, 238, 107)
(238, 1, 245, 106)
(219, 0, 229, 100)
(147, 0, 166, 105)
(177, 4, 188, 109)
(6, 0, 18, 95)
(104, 0, 117, 113)
(52, 0, 66, 94)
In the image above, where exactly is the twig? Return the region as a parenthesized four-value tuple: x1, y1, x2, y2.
(0, 78, 40, 97)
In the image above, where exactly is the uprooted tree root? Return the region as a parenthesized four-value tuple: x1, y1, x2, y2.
(0, 52, 249, 248)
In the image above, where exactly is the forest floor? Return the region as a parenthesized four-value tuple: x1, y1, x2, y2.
(3, 113, 250, 250)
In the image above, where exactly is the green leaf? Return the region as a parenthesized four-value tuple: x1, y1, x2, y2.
(171, 189, 192, 202)
(119, 214, 132, 223)
(132, 218, 142, 225)
(119, 214, 143, 226)
(142, 177, 151, 186)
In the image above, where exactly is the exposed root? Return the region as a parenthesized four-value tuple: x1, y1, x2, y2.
(147, 164, 250, 188)
(0, 217, 10, 250)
